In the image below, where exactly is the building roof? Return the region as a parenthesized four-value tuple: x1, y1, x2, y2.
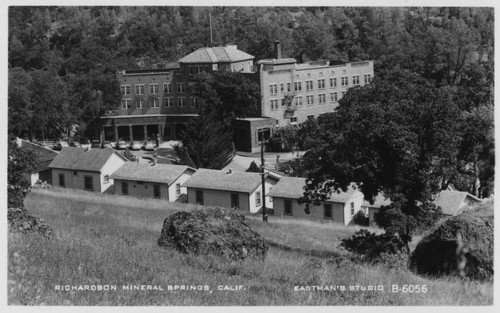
(178, 46, 254, 64)
(18, 140, 59, 173)
(110, 162, 195, 185)
(433, 190, 482, 215)
(257, 58, 297, 65)
(49, 147, 126, 172)
(268, 177, 359, 203)
(183, 168, 262, 193)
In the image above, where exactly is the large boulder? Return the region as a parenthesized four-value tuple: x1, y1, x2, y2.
(157, 207, 268, 261)
(410, 200, 493, 281)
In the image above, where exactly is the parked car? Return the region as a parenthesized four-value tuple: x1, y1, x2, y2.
(129, 141, 142, 150)
(116, 140, 128, 150)
(91, 140, 103, 148)
(53, 141, 69, 151)
(109, 141, 116, 149)
(142, 141, 155, 151)
(69, 141, 81, 147)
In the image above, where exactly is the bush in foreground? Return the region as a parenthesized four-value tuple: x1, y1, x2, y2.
(157, 207, 268, 261)
(410, 200, 494, 281)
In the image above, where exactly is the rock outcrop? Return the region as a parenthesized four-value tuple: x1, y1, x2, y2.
(158, 207, 268, 261)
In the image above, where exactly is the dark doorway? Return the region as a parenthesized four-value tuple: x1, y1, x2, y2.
(132, 125, 144, 141)
(146, 124, 159, 141)
(117, 126, 130, 141)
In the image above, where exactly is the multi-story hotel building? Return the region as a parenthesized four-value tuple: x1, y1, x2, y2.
(102, 42, 373, 153)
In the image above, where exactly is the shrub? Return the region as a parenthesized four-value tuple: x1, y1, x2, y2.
(340, 229, 405, 263)
(352, 210, 369, 226)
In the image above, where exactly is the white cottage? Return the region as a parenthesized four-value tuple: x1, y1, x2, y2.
(110, 162, 195, 201)
(268, 177, 364, 225)
(49, 147, 127, 193)
(183, 168, 278, 213)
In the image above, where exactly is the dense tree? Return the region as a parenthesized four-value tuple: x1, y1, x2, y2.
(191, 71, 261, 127)
(176, 116, 234, 170)
(300, 70, 461, 251)
(8, 138, 36, 208)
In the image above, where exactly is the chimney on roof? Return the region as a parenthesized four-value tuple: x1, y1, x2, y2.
(274, 40, 282, 60)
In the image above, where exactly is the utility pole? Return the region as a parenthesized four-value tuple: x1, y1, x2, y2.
(259, 129, 268, 222)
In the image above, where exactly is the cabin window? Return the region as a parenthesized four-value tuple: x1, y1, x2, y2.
(59, 174, 65, 188)
(350, 202, 355, 216)
(104, 175, 110, 184)
(84, 176, 93, 191)
(284, 200, 293, 215)
(195, 190, 204, 205)
(122, 182, 129, 195)
(73, 171, 77, 176)
(256, 191, 262, 206)
(231, 193, 240, 209)
(153, 184, 160, 199)
(176, 183, 181, 196)
(324, 204, 333, 219)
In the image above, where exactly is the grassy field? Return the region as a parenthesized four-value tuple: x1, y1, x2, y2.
(8, 188, 493, 306)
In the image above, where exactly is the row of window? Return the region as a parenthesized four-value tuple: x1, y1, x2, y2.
(194, 190, 262, 208)
(120, 83, 187, 96)
(121, 97, 200, 109)
(283, 201, 356, 219)
(269, 74, 372, 95)
(58, 173, 109, 191)
(270, 92, 346, 110)
(121, 182, 182, 198)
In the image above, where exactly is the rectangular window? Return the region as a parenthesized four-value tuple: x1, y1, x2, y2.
(135, 85, 144, 95)
(136, 98, 144, 109)
(295, 96, 303, 106)
(121, 99, 131, 109)
(280, 83, 284, 93)
(122, 182, 128, 195)
(284, 199, 293, 215)
(59, 173, 65, 187)
(281, 99, 285, 107)
(270, 84, 278, 95)
(256, 191, 262, 206)
(84, 176, 93, 191)
(191, 97, 199, 108)
(330, 92, 338, 102)
(73, 171, 77, 176)
(104, 175, 110, 184)
(176, 183, 181, 196)
(164, 97, 173, 107)
(270, 99, 279, 110)
(364, 74, 372, 84)
(306, 95, 314, 105)
(342, 91, 346, 98)
(330, 78, 337, 88)
(231, 193, 240, 209)
(195, 190, 204, 205)
(290, 117, 298, 124)
(318, 94, 326, 104)
(324, 203, 333, 219)
(287, 82, 291, 92)
(153, 184, 160, 198)
(318, 79, 325, 90)
(150, 98, 159, 108)
(341, 77, 349, 86)
(178, 97, 186, 107)
(120, 85, 130, 95)
(149, 84, 159, 94)
(353, 75, 360, 85)
(177, 83, 185, 93)
(164, 83, 172, 93)
(306, 80, 313, 92)
(294, 82, 302, 92)
(350, 202, 355, 216)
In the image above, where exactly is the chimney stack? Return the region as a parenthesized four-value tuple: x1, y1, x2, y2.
(274, 40, 282, 60)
